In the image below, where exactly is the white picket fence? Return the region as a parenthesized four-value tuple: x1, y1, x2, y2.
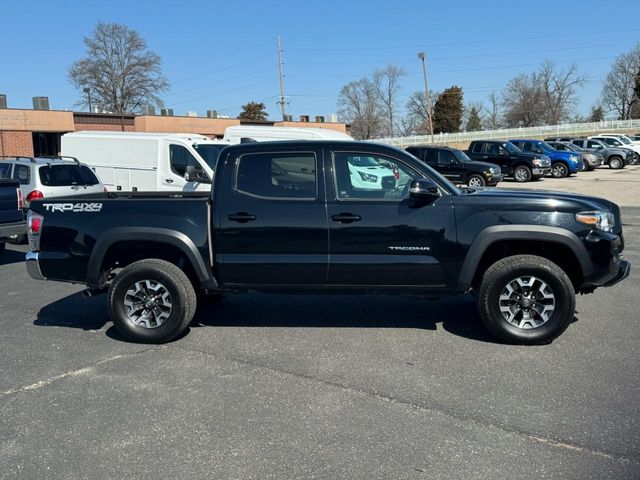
(373, 119, 640, 147)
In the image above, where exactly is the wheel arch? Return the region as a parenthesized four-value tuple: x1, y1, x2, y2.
(458, 225, 592, 290)
(87, 227, 217, 290)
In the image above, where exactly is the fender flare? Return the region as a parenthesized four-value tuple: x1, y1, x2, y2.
(86, 227, 216, 289)
(457, 225, 593, 289)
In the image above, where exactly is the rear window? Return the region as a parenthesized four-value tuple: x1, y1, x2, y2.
(38, 165, 100, 186)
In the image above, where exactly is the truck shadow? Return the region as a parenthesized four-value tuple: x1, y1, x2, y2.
(33, 291, 527, 344)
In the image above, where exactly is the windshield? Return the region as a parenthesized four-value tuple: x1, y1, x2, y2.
(348, 156, 380, 167)
(540, 141, 556, 151)
(192, 143, 227, 170)
(503, 142, 521, 153)
(618, 136, 631, 144)
(563, 143, 582, 151)
(452, 149, 472, 163)
(39, 165, 100, 186)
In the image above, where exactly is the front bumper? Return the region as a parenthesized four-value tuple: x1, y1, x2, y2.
(580, 231, 631, 289)
(486, 174, 503, 185)
(603, 260, 630, 287)
(532, 167, 552, 176)
(25, 251, 45, 280)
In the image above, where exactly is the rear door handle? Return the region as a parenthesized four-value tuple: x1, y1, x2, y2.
(227, 212, 257, 223)
(331, 213, 362, 223)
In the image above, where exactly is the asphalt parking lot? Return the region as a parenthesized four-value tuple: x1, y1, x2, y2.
(1, 213, 639, 478)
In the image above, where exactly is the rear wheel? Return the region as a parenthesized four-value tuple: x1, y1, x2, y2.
(108, 259, 197, 343)
(608, 156, 623, 169)
(551, 163, 568, 178)
(476, 255, 575, 345)
(467, 174, 486, 187)
(513, 165, 532, 182)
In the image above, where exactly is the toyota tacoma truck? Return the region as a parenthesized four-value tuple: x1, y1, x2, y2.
(25, 141, 630, 345)
(465, 140, 552, 182)
(0, 178, 26, 257)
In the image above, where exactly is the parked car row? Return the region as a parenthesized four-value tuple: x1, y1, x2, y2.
(407, 133, 639, 187)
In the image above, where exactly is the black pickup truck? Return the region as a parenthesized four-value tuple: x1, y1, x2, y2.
(0, 179, 25, 257)
(465, 140, 552, 182)
(26, 141, 630, 345)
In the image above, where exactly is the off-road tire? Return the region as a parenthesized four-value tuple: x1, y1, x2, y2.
(477, 254, 575, 345)
(108, 259, 197, 343)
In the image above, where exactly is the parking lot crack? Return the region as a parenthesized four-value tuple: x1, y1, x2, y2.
(0, 347, 157, 398)
(169, 344, 639, 466)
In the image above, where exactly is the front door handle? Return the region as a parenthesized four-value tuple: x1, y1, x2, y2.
(331, 213, 362, 223)
(165, 178, 174, 183)
(227, 212, 257, 223)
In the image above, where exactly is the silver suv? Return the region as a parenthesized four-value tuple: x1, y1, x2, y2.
(0, 156, 105, 208)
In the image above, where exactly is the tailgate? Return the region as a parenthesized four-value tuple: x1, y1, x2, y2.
(0, 179, 23, 225)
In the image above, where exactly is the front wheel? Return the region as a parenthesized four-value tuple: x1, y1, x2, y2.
(467, 174, 486, 187)
(551, 163, 568, 178)
(476, 254, 575, 345)
(513, 165, 532, 182)
(608, 156, 623, 169)
(108, 259, 197, 343)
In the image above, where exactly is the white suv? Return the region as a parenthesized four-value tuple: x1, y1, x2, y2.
(0, 156, 105, 208)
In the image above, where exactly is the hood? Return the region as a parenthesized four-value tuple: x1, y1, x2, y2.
(465, 160, 501, 171)
(463, 186, 614, 212)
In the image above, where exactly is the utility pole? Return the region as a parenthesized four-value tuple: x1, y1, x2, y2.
(276, 35, 288, 121)
(83, 87, 92, 113)
(417, 52, 434, 143)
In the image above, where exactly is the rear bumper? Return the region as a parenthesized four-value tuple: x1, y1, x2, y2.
(26, 251, 45, 280)
(0, 221, 26, 239)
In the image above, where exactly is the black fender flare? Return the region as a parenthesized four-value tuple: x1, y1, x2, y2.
(86, 227, 216, 289)
(457, 225, 593, 289)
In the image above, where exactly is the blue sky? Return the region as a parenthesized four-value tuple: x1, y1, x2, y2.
(1, 0, 639, 120)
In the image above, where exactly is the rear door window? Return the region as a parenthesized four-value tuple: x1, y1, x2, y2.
(0, 164, 12, 178)
(39, 165, 100, 186)
(12, 164, 31, 185)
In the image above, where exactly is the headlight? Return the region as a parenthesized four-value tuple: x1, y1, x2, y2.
(358, 171, 378, 182)
(575, 211, 615, 232)
(570, 154, 580, 162)
(490, 167, 500, 174)
(532, 158, 546, 166)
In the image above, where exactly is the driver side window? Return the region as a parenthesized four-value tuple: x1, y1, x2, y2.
(333, 152, 419, 201)
(436, 150, 455, 166)
(170, 144, 203, 177)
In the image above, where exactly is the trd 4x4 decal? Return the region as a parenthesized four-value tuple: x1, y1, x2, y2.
(43, 203, 103, 213)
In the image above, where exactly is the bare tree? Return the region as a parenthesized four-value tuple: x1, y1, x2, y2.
(396, 115, 418, 136)
(371, 64, 406, 136)
(601, 44, 640, 119)
(539, 61, 587, 124)
(484, 93, 502, 129)
(502, 72, 545, 127)
(405, 90, 435, 135)
(69, 22, 169, 114)
(338, 78, 385, 140)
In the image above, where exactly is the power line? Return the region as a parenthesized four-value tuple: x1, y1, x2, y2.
(169, 78, 279, 107)
(165, 66, 274, 98)
(171, 55, 274, 85)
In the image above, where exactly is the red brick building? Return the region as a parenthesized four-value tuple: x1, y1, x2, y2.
(0, 108, 348, 157)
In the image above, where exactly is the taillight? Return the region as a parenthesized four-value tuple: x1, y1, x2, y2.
(26, 190, 44, 204)
(27, 210, 44, 251)
(17, 188, 23, 209)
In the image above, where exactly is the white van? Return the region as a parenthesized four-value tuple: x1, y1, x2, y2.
(223, 125, 353, 144)
(61, 131, 230, 192)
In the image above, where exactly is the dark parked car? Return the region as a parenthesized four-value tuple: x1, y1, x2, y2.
(0, 178, 26, 256)
(405, 145, 502, 187)
(509, 139, 583, 178)
(546, 141, 603, 171)
(26, 140, 629, 345)
(465, 140, 551, 182)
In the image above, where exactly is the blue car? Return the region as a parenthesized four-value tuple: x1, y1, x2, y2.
(510, 139, 583, 178)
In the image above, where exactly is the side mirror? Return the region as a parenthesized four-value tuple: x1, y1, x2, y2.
(184, 165, 211, 183)
(409, 179, 440, 202)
